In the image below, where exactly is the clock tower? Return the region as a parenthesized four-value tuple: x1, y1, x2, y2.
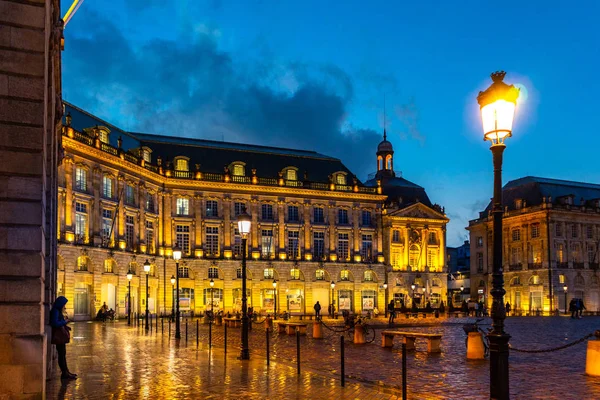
(375, 128, 395, 179)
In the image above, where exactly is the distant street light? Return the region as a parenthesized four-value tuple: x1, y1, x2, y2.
(127, 270, 133, 326)
(563, 285, 568, 315)
(173, 246, 182, 339)
(170, 275, 176, 319)
(237, 208, 252, 360)
(143, 259, 151, 331)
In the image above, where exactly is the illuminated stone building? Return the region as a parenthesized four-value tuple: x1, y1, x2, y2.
(469, 177, 600, 314)
(365, 130, 449, 309)
(57, 103, 448, 320)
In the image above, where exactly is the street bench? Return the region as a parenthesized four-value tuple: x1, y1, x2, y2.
(381, 330, 442, 353)
(277, 322, 308, 335)
(223, 317, 241, 328)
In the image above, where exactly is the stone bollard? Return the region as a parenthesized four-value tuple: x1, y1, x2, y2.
(586, 332, 600, 376)
(353, 324, 366, 344)
(313, 321, 323, 339)
(466, 332, 485, 359)
(264, 315, 273, 331)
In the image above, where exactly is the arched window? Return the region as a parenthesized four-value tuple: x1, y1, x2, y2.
(175, 157, 189, 171)
(510, 276, 521, 286)
(385, 155, 392, 170)
(315, 269, 325, 281)
(377, 156, 383, 171)
(432, 278, 442, 287)
(340, 269, 351, 281)
(290, 268, 301, 280)
(128, 262, 137, 275)
(178, 265, 190, 279)
(336, 174, 346, 185)
(363, 270, 374, 282)
(529, 275, 540, 285)
(574, 275, 585, 286)
(77, 256, 90, 271)
(98, 129, 109, 144)
(264, 268, 274, 279)
(208, 267, 219, 279)
(104, 259, 116, 273)
(559, 274, 566, 284)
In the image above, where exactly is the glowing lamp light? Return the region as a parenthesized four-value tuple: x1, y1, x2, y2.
(237, 210, 252, 237)
(143, 259, 151, 274)
(411, 284, 416, 291)
(330, 281, 335, 289)
(422, 287, 426, 293)
(127, 271, 133, 281)
(460, 285, 464, 292)
(170, 275, 176, 285)
(172, 246, 182, 261)
(383, 283, 388, 290)
(563, 285, 568, 292)
(477, 71, 520, 145)
(272, 279, 277, 288)
(209, 278, 214, 288)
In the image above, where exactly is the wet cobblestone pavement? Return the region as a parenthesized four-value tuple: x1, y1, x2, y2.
(46, 316, 600, 399)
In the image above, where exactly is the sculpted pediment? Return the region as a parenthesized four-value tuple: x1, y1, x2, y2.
(388, 203, 448, 221)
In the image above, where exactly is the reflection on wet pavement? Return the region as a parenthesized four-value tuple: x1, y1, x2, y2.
(46, 316, 600, 399)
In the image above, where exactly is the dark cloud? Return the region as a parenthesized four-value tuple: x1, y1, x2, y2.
(63, 11, 391, 181)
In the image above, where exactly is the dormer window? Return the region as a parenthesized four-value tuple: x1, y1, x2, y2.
(515, 199, 523, 210)
(99, 129, 109, 144)
(336, 174, 346, 185)
(286, 169, 297, 181)
(175, 157, 189, 171)
(232, 164, 245, 176)
(142, 147, 152, 163)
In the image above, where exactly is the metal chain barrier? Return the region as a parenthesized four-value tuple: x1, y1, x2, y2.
(252, 317, 267, 324)
(321, 319, 352, 333)
(509, 331, 599, 353)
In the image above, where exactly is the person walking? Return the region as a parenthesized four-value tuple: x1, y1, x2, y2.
(314, 301, 322, 320)
(505, 302, 511, 317)
(578, 298, 586, 319)
(387, 300, 395, 326)
(569, 298, 577, 319)
(50, 296, 77, 380)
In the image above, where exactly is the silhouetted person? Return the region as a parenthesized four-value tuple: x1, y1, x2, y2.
(314, 301, 322, 320)
(388, 300, 396, 325)
(50, 296, 77, 380)
(505, 302, 511, 316)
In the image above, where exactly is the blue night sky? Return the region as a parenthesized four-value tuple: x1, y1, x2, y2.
(61, 0, 600, 246)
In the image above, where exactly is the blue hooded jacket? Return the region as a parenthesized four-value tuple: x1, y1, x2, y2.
(50, 296, 68, 328)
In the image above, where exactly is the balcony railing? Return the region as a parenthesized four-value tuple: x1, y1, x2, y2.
(527, 262, 543, 270)
(509, 263, 523, 271)
(573, 262, 585, 269)
(557, 262, 569, 269)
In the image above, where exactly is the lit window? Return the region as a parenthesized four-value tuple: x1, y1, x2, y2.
(559, 274, 566, 284)
(286, 169, 297, 181)
(392, 230, 400, 242)
(176, 225, 191, 255)
(476, 236, 483, 247)
(145, 220, 154, 254)
(315, 269, 325, 281)
(142, 148, 151, 163)
(75, 202, 87, 240)
(176, 198, 189, 215)
(264, 268, 274, 279)
(511, 247, 522, 264)
(101, 209, 113, 244)
(287, 231, 299, 259)
(104, 259, 115, 273)
(361, 234, 373, 261)
(77, 256, 89, 271)
(125, 215, 134, 249)
(261, 230, 274, 258)
(363, 270, 373, 281)
(206, 226, 219, 256)
(290, 268, 300, 280)
(178, 265, 189, 278)
(75, 167, 87, 191)
(125, 184, 135, 205)
(340, 270, 350, 281)
(427, 249, 437, 269)
(313, 232, 325, 260)
(102, 176, 113, 198)
(337, 233, 349, 261)
(511, 229, 521, 242)
(409, 245, 419, 269)
(557, 244, 565, 263)
(99, 129, 109, 144)
(233, 164, 245, 176)
(175, 158, 189, 171)
(336, 174, 346, 185)
(529, 275, 540, 285)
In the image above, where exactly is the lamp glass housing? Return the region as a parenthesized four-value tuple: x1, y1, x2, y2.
(170, 275, 176, 285)
(143, 260, 151, 273)
(330, 281, 335, 289)
(172, 246, 182, 261)
(460, 285, 464, 291)
(563, 285, 568, 292)
(411, 284, 415, 290)
(272, 279, 277, 288)
(209, 278, 215, 287)
(127, 272, 133, 281)
(237, 212, 252, 236)
(383, 283, 388, 290)
(477, 71, 520, 145)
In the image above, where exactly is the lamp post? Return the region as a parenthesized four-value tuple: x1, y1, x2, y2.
(170, 275, 176, 320)
(127, 270, 133, 326)
(330, 281, 335, 315)
(237, 208, 252, 360)
(478, 71, 519, 400)
(411, 284, 416, 308)
(383, 282, 388, 318)
(173, 246, 182, 339)
(563, 285, 568, 314)
(422, 287, 426, 308)
(460, 285, 464, 303)
(143, 259, 151, 331)
(209, 278, 215, 320)
(272, 279, 278, 319)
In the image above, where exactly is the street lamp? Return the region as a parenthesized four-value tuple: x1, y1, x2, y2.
(237, 208, 252, 360)
(563, 285, 568, 315)
(478, 70, 519, 400)
(170, 275, 176, 319)
(330, 281, 335, 315)
(173, 246, 182, 339)
(422, 287, 426, 307)
(127, 270, 133, 326)
(272, 279, 278, 319)
(143, 259, 151, 331)
(411, 283, 416, 307)
(209, 278, 215, 320)
(383, 282, 388, 318)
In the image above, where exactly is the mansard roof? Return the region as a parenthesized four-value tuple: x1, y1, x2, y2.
(478, 176, 600, 217)
(364, 175, 432, 208)
(64, 102, 362, 186)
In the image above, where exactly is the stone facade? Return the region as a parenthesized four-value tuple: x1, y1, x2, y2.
(56, 105, 448, 320)
(0, 0, 61, 397)
(469, 177, 600, 314)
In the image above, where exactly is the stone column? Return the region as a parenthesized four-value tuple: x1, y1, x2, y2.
(0, 0, 61, 396)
